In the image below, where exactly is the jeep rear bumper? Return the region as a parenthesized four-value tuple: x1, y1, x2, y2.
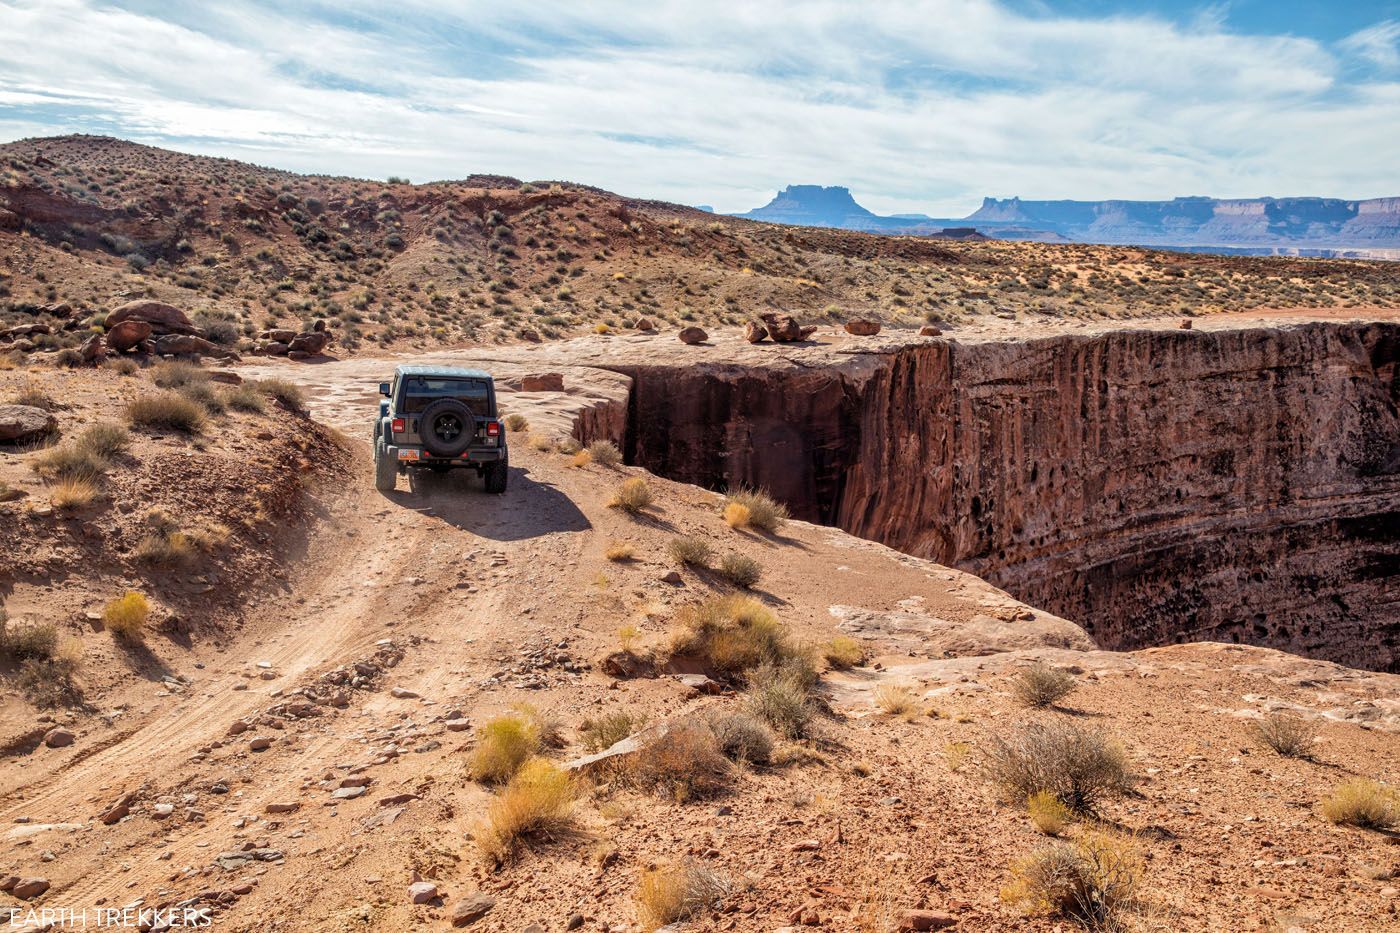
(386, 444, 504, 467)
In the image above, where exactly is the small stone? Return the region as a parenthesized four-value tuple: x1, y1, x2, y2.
(919, 325, 943, 337)
(898, 909, 957, 931)
(390, 688, 420, 699)
(451, 893, 497, 926)
(249, 736, 273, 751)
(445, 720, 472, 732)
(331, 786, 366, 800)
(264, 801, 299, 814)
(659, 570, 684, 585)
(566, 914, 585, 930)
(11, 877, 50, 900)
(43, 728, 75, 748)
(409, 881, 438, 904)
(152, 803, 175, 818)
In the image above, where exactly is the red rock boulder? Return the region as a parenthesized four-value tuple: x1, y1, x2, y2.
(521, 373, 565, 392)
(678, 326, 708, 345)
(106, 319, 153, 352)
(105, 301, 200, 336)
(844, 319, 881, 336)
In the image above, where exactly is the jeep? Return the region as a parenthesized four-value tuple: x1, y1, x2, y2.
(374, 365, 508, 493)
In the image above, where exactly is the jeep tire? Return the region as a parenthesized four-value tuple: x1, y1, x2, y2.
(418, 398, 477, 458)
(374, 437, 397, 492)
(484, 457, 508, 494)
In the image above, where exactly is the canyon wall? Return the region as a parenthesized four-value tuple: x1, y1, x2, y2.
(596, 323, 1400, 671)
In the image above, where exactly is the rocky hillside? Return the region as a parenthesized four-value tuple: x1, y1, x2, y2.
(3, 136, 1400, 361)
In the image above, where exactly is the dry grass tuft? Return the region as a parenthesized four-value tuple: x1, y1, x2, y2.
(635, 861, 730, 930)
(1320, 779, 1399, 829)
(579, 710, 647, 753)
(609, 477, 654, 514)
(127, 393, 206, 433)
(1, 616, 59, 660)
(49, 475, 98, 510)
(604, 542, 636, 562)
(1253, 713, 1318, 759)
(722, 502, 751, 529)
(32, 443, 106, 482)
(569, 449, 592, 468)
(103, 592, 149, 639)
(717, 552, 762, 588)
(1002, 831, 1142, 926)
(744, 662, 816, 739)
(982, 720, 1133, 814)
(722, 487, 788, 532)
(76, 423, 129, 459)
(223, 385, 266, 413)
(152, 361, 208, 388)
(503, 413, 529, 432)
(874, 682, 925, 719)
(705, 711, 774, 764)
(667, 535, 713, 568)
(823, 636, 866, 670)
(616, 624, 641, 652)
(1012, 664, 1078, 708)
(469, 713, 542, 784)
(671, 595, 811, 683)
(587, 439, 623, 466)
(9, 381, 59, 411)
(1027, 790, 1071, 836)
(626, 723, 731, 802)
(473, 758, 577, 865)
(253, 378, 306, 414)
(527, 433, 555, 451)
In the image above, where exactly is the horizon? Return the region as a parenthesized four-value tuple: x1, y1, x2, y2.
(3, 1, 1400, 215)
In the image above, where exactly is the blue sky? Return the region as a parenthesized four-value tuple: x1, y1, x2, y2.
(2, 1, 1399, 215)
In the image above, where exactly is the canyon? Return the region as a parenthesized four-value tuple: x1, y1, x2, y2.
(575, 319, 1400, 672)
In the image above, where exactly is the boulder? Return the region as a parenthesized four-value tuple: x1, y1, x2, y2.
(1180, 318, 1193, 330)
(259, 341, 290, 356)
(451, 893, 497, 927)
(678, 326, 708, 345)
(760, 313, 816, 342)
(258, 329, 298, 343)
(521, 373, 564, 392)
(743, 321, 768, 343)
(409, 881, 438, 904)
(844, 319, 881, 336)
(104, 301, 200, 336)
(11, 878, 49, 900)
(288, 331, 330, 356)
(78, 333, 104, 363)
(154, 334, 239, 361)
(106, 319, 153, 352)
(42, 728, 75, 748)
(208, 370, 243, 385)
(919, 325, 943, 337)
(1, 323, 50, 342)
(0, 405, 56, 444)
(634, 317, 655, 332)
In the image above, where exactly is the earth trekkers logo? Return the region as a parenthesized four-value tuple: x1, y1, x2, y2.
(4, 906, 212, 928)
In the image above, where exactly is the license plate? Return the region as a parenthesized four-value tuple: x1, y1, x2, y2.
(397, 449, 419, 461)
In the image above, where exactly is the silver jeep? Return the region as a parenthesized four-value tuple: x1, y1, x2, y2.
(374, 365, 508, 493)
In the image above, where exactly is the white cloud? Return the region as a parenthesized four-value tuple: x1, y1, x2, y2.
(0, 0, 1397, 215)
(1341, 20, 1400, 71)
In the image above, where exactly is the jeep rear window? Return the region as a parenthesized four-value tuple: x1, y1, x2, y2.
(399, 378, 491, 416)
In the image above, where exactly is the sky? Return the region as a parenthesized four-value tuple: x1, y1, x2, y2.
(1, 1, 1399, 216)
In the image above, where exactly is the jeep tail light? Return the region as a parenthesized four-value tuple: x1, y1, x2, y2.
(391, 417, 406, 434)
(486, 421, 500, 437)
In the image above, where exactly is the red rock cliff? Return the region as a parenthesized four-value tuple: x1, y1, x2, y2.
(595, 323, 1400, 671)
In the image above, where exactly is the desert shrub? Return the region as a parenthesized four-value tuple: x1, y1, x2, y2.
(672, 595, 811, 683)
(17, 652, 82, 707)
(569, 449, 591, 468)
(626, 723, 731, 802)
(177, 381, 226, 414)
(579, 710, 647, 753)
(744, 662, 816, 739)
(723, 487, 788, 532)
(152, 361, 208, 389)
(253, 379, 305, 414)
(473, 758, 577, 865)
(1013, 664, 1078, 709)
(1027, 790, 1070, 836)
(1320, 779, 1399, 829)
(223, 385, 266, 413)
(1, 616, 58, 660)
(527, 433, 554, 451)
(1253, 713, 1318, 759)
(104, 357, 139, 376)
(504, 413, 529, 432)
(717, 552, 762, 588)
(609, 477, 653, 514)
(469, 713, 542, 784)
(705, 711, 774, 764)
(635, 861, 730, 929)
(54, 348, 83, 368)
(586, 439, 622, 466)
(32, 443, 106, 481)
(49, 475, 98, 510)
(1001, 831, 1142, 925)
(668, 535, 713, 568)
(874, 682, 924, 718)
(74, 423, 129, 460)
(127, 393, 206, 433)
(982, 720, 1133, 814)
(823, 636, 865, 669)
(103, 592, 149, 638)
(9, 382, 58, 410)
(604, 542, 635, 562)
(617, 624, 640, 651)
(722, 501, 751, 529)
(514, 701, 564, 748)
(135, 530, 196, 564)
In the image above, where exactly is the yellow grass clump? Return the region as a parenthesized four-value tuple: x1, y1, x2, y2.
(103, 592, 149, 638)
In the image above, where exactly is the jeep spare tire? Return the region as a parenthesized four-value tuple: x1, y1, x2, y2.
(418, 398, 477, 458)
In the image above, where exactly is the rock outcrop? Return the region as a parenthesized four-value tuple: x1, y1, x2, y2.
(588, 322, 1400, 672)
(105, 300, 200, 336)
(0, 405, 57, 443)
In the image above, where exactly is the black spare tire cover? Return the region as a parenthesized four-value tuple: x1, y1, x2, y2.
(418, 398, 477, 457)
